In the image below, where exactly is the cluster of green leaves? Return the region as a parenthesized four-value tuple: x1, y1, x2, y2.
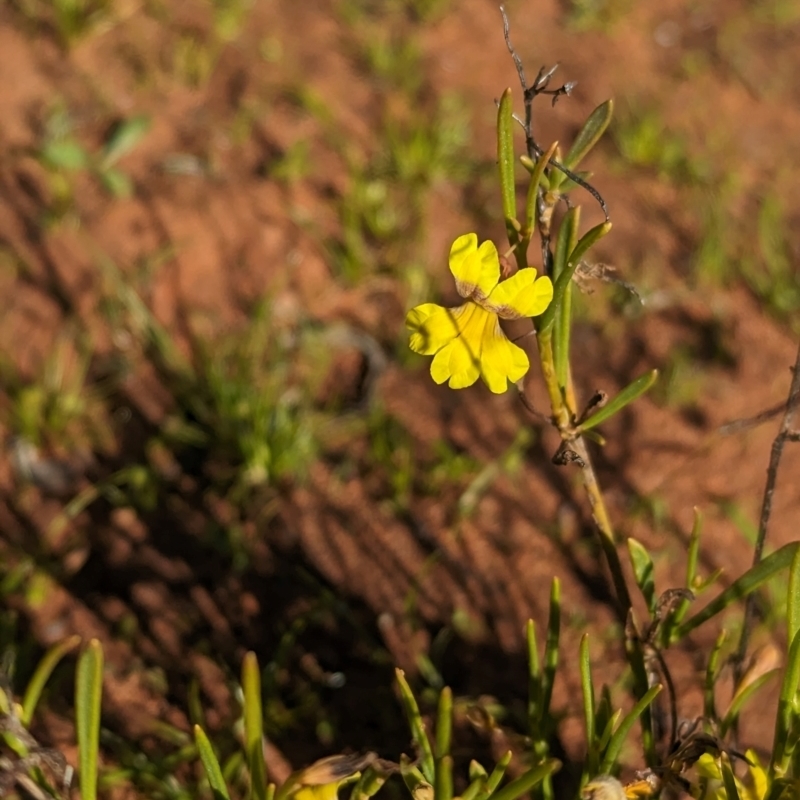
(35, 106, 150, 221)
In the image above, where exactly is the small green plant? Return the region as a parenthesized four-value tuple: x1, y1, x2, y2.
(35, 106, 150, 219)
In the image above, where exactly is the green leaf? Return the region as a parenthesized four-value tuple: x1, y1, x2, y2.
(704, 630, 727, 720)
(676, 542, 800, 638)
(788, 546, 800, 647)
(490, 759, 561, 800)
(577, 370, 659, 433)
(539, 578, 561, 734)
(553, 207, 580, 389)
(720, 754, 741, 800)
(721, 669, 779, 737)
(539, 221, 612, 334)
(526, 619, 541, 737)
(770, 628, 800, 778)
(627, 538, 656, 613)
(435, 687, 453, 800)
(41, 139, 89, 171)
(22, 634, 81, 725)
(242, 651, 269, 800)
(75, 639, 104, 800)
(564, 100, 614, 171)
(195, 724, 232, 800)
(395, 669, 435, 783)
(475, 751, 511, 800)
(599, 684, 661, 773)
(497, 88, 518, 246)
(98, 166, 133, 198)
(521, 141, 558, 242)
(579, 634, 597, 774)
(102, 114, 151, 167)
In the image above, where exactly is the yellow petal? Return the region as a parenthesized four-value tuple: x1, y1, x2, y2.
(479, 316, 530, 393)
(406, 303, 464, 355)
(449, 234, 500, 301)
(488, 269, 554, 318)
(429, 303, 488, 389)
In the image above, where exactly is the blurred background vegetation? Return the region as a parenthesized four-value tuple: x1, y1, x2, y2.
(0, 0, 799, 798)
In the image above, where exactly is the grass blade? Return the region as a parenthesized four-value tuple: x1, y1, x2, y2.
(435, 687, 453, 800)
(75, 639, 104, 800)
(527, 619, 541, 734)
(769, 628, 800, 779)
(540, 579, 561, 732)
(242, 651, 268, 800)
(676, 542, 800, 638)
(490, 759, 561, 800)
(579, 634, 597, 775)
(395, 669, 435, 783)
(704, 630, 727, 720)
(22, 634, 81, 725)
(600, 684, 661, 773)
(720, 754, 741, 800)
(627, 538, 656, 613)
(788, 546, 800, 647)
(195, 724, 232, 800)
(476, 751, 511, 800)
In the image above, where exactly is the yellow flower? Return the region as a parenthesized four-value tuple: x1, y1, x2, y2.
(406, 233, 553, 393)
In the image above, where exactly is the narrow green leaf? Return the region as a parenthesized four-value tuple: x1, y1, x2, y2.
(497, 88, 518, 246)
(788, 546, 800, 648)
(435, 755, 453, 800)
(627, 539, 656, 613)
(770, 628, 800, 778)
(521, 141, 558, 241)
(242, 651, 268, 800)
(435, 687, 453, 800)
(102, 114, 151, 167)
(98, 166, 133, 198)
(490, 759, 561, 800)
(704, 630, 727, 720)
(195, 724, 232, 800)
(462, 774, 487, 800)
(676, 542, 800, 638)
(42, 139, 89, 171)
(22, 634, 81, 725)
(564, 100, 614, 171)
(597, 708, 621, 752)
(577, 370, 658, 433)
(75, 639, 104, 800)
(579, 634, 597, 774)
(553, 207, 580, 389)
(435, 686, 452, 758)
(599, 684, 662, 774)
(396, 669, 435, 783)
(476, 751, 511, 800)
(350, 767, 387, 800)
(662, 507, 703, 646)
(721, 669, 779, 737)
(527, 620, 541, 735)
(539, 578, 561, 731)
(539, 221, 612, 334)
(720, 754, 741, 800)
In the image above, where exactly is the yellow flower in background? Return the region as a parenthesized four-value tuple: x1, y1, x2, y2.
(406, 233, 553, 393)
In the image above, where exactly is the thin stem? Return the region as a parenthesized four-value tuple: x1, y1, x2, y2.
(734, 341, 800, 684)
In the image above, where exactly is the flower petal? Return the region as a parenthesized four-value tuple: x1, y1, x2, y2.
(429, 303, 488, 389)
(449, 234, 500, 301)
(488, 269, 554, 318)
(406, 303, 464, 355)
(479, 316, 530, 393)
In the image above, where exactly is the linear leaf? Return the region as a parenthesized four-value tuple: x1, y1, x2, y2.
(75, 639, 104, 800)
(195, 724, 232, 800)
(22, 635, 81, 725)
(578, 370, 658, 433)
(242, 651, 268, 800)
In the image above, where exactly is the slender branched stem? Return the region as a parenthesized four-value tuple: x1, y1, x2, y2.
(734, 340, 800, 687)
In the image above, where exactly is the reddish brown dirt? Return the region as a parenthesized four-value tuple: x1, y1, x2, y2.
(0, 0, 799, 795)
